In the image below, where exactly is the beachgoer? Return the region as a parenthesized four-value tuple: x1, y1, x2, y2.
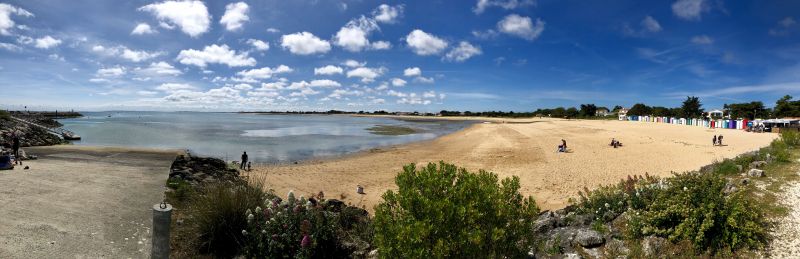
(240, 151, 248, 170)
(12, 134, 20, 165)
(562, 139, 567, 149)
(713, 135, 717, 146)
(247, 161, 252, 171)
(718, 135, 723, 146)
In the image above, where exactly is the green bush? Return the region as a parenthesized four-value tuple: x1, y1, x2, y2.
(712, 160, 740, 176)
(166, 178, 194, 204)
(781, 130, 800, 147)
(770, 139, 791, 163)
(373, 162, 540, 258)
(192, 181, 272, 257)
(631, 172, 767, 252)
(0, 110, 10, 121)
(576, 174, 659, 220)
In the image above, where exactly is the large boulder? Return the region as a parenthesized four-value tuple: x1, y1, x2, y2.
(533, 211, 559, 233)
(748, 168, 766, 178)
(574, 229, 604, 248)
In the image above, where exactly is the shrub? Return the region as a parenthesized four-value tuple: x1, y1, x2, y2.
(781, 130, 800, 147)
(373, 162, 540, 258)
(0, 110, 10, 121)
(576, 174, 659, 220)
(631, 172, 767, 252)
(166, 178, 194, 204)
(770, 139, 791, 163)
(192, 181, 272, 257)
(712, 160, 740, 176)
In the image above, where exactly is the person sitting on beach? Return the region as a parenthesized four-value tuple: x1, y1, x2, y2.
(557, 139, 567, 152)
(713, 135, 717, 146)
(240, 151, 248, 170)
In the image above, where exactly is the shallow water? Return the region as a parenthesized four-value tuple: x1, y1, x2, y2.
(59, 112, 471, 163)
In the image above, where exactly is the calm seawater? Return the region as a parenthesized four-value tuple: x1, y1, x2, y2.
(59, 112, 471, 163)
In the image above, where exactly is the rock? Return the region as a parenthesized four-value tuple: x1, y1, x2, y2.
(534, 211, 558, 233)
(574, 229, 604, 248)
(736, 165, 743, 172)
(367, 249, 378, 258)
(581, 247, 602, 258)
(748, 169, 766, 178)
(565, 212, 593, 227)
(642, 236, 666, 258)
(563, 253, 582, 259)
(740, 178, 750, 185)
(750, 161, 768, 168)
(604, 239, 629, 258)
(724, 181, 738, 194)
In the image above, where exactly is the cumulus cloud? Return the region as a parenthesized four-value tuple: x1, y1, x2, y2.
(131, 23, 157, 35)
(235, 65, 293, 81)
(671, 0, 707, 21)
(497, 14, 545, 40)
(0, 42, 21, 52)
(220, 2, 249, 31)
(372, 4, 403, 24)
(0, 3, 33, 36)
(280, 32, 331, 55)
(34, 35, 62, 49)
(139, 0, 210, 37)
(403, 67, 421, 77)
(156, 83, 195, 92)
(473, 0, 534, 14)
(444, 41, 482, 62)
(314, 65, 344, 75)
(414, 76, 435, 84)
(347, 66, 386, 83)
(343, 59, 366, 68)
(96, 66, 126, 77)
(176, 44, 256, 67)
(138, 61, 182, 76)
(641, 16, 662, 32)
(121, 48, 164, 62)
(405, 29, 448, 55)
(691, 35, 713, 44)
(246, 39, 269, 51)
(391, 78, 407, 87)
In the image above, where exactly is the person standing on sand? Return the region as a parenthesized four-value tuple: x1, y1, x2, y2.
(240, 151, 248, 170)
(12, 134, 20, 165)
(713, 135, 717, 146)
(718, 135, 723, 146)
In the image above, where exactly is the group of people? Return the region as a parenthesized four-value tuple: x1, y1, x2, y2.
(558, 137, 625, 153)
(240, 151, 251, 171)
(713, 135, 724, 146)
(609, 138, 623, 148)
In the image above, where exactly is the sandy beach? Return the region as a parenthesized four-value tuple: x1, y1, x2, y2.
(0, 146, 179, 258)
(252, 117, 778, 212)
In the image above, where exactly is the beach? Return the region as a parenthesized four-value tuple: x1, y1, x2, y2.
(252, 117, 779, 212)
(0, 146, 179, 258)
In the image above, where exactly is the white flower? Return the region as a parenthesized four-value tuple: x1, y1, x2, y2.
(242, 230, 248, 235)
(683, 186, 688, 191)
(245, 209, 252, 216)
(604, 203, 610, 208)
(247, 214, 254, 223)
(256, 206, 262, 212)
(261, 230, 267, 234)
(288, 190, 296, 204)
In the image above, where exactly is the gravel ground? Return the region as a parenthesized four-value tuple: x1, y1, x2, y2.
(769, 179, 800, 258)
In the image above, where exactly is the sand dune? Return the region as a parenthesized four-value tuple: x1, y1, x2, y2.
(251, 118, 778, 212)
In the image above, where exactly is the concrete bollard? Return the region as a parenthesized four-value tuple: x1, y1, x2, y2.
(151, 202, 172, 259)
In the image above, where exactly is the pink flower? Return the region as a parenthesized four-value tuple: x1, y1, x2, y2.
(301, 234, 311, 248)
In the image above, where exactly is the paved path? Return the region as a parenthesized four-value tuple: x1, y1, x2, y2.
(0, 146, 177, 258)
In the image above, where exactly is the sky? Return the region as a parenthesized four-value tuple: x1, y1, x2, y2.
(1, 0, 800, 112)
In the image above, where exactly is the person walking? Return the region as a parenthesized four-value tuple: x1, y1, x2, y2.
(713, 135, 717, 146)
(240, 151, 248, 170)
(718, 135, 723, 146)
(12, 134, 20, 165)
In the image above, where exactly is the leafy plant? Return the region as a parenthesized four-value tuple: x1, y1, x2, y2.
(373, 162, 540, 258)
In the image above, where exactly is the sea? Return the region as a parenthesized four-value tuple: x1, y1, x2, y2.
(58, 112, 472, 164)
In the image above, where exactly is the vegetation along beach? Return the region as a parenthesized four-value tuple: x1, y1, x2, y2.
(4, 0, 800, 258)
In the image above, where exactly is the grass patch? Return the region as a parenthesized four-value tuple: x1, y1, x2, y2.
(365, 125, 421, 135)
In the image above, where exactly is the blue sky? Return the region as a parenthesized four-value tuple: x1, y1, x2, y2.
(1, 0, 799, 112)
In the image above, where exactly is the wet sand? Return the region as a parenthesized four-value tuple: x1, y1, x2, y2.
(252, 117, 778, 212)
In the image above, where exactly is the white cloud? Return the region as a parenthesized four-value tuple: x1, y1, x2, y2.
(333, 16, 390, 52)
(233, 83, 253, 91)
(34, 36, 62, 49)
(423, 91, 437, 98)
(497, 14, 545, 40)
(89, 78, 110, 83)
(246, 39, 269, 51)
(405, 29, 448, 55)
(49, 54, 65, 61)
(372, 4, 404, 24)
(347, 66, 386, 83)
(370, 41, 391, 50)
(96, 66, 126, 77)
(691, 35, 713, 44)
(131, 23, 157, 35)
(671, 0, 707, 21)
(472, 29, 499, 40)
(220, 2, 249, 31)
(309, 79, 341, 88)
(280, 31, 331, 55)
(121, 48, 164, 62)
(473, 0, 534, 14)
(403, 67, 421, 77)
(235, 65, 293, 81)
(444, 41, 482, 62)
(139, 61, 182, 76)
(139, 0, 210, 37)
(137, 90, 159, 96)
(343, 59, 366, 68)
(266, 27, 280, 33)
(414, 76, 434, 84)
(372, 98, 386, 104)
(391, 78, 407, 87)
(641, 16, 662, 32)
(0, 42, 21, 52)
(0, 3, 33, 36)
(328, 89, 363, 99)
(176, 44, 256, 67)
(314, 65, 344, 75)
(259, 81, 287, 91)
(156, 83, 195, 92)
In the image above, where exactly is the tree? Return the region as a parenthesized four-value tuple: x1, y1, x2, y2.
(566, 107, 580, 118)
(727, 101, 767, 120)
(373, 162, 539, 258)
(681, 96, 704, 118)
(612, 105, 623, 112)
(774, 95, 800, 118)
(651, 106, 672, 117)
(579, 104, 598, 117)
(627, 103, 652, 116)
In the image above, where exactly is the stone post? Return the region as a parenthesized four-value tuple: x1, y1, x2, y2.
(151, 203, 172, 259)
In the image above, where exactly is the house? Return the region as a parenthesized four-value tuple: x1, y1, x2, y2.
(595, 107, 611, 117)
(617, 108, 629, 120)
(707, 109, 724, 119)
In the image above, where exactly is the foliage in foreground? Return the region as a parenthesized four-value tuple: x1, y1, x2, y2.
(373, 162, 540, 258)
(191, 181, 273, 258)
